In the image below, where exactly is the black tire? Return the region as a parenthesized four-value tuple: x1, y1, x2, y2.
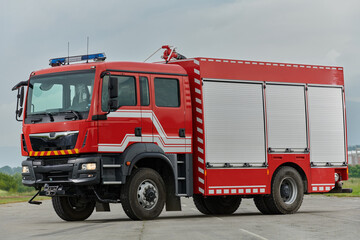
(52, 196, 95, 221)
(266, 166, 304, 214)
(120, 168, 166, 220)
(204, 196, 242, 215)
(253, 196, 272, 214)
(193, 194, 211, 215)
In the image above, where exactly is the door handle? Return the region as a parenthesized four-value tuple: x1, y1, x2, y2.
(179, 128, 185, 138)
(135, 127, 142, 137)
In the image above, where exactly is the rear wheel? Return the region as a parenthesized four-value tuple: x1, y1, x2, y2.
(253, 196, 271, 214)
(265, 166, 304, 214)
(204, 196, 242, 215)
(193, 194, 211, 215)
(52, 196, 95, 221)
(120, 168, 166, 220)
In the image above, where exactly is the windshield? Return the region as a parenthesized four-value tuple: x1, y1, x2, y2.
(26, 70, 95, 122)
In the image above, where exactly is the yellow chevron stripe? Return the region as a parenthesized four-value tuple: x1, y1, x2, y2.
(30, 149, 80, 156)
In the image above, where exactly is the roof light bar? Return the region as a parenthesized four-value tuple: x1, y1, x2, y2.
(49, 53, 106, 67)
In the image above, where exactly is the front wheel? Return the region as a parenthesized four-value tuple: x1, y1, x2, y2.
(52, 196, 95, 221)
(265, 166, 304, 214)
(120, 168, 166, 220)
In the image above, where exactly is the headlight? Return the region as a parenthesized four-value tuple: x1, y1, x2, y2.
(81, 163, 96, 171)
(334, 173, 340, 182)
(22, 166, 29, 173)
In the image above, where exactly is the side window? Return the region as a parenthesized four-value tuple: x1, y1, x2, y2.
(154, 78, 180, 107)
(101, 75, 137, 112)
(139, 76, 150, 106)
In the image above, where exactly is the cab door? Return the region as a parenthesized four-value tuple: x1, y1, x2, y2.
(97, 73, 142, 152)
(150, 75, 186, 153)
(139, 75, 153, 143)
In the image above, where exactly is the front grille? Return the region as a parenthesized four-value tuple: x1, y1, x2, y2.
(30, 131, 78, 151)
(42, 158, 69, 166)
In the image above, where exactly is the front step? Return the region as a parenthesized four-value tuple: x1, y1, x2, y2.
(102, 162, 123, 184)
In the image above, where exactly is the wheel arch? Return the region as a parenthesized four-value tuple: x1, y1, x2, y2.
(121, 143, 180, 211)
(271, 162, 308, 193)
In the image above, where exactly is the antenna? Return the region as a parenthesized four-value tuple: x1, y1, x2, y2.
(67, 42, 70, 65)
(86, 37, 89, 63)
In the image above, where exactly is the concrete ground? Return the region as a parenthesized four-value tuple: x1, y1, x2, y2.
(0, 195, 359, 240)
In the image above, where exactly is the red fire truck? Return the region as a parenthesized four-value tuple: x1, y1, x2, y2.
(12, 46, 351, 221)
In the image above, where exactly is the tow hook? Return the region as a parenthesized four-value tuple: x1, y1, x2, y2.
(44, 184, 63, 196)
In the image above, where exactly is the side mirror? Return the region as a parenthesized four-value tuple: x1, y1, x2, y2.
(19, 87, 24, 107)
(108, 77, 118, 112)
(16, 108, 23, 118)
(15, 87, 25, 121)
(109, 77, 118, 99)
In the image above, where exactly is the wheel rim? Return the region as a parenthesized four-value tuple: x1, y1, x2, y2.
(137, 179, 158, 210)
(280, 177, 297, 204)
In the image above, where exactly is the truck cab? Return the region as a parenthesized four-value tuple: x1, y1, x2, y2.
(15, 55, 193, 221)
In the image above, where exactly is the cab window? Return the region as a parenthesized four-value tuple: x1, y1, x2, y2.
(154, 78, 180, 107)
(102, 75, 137, 111)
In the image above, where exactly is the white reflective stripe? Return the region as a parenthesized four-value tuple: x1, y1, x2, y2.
(198, 167, 204, 174)
(197, 127, 203, 134)
(107, 110, 191, 145)
(198, 157, 204, 164)
(196, 117, 203, 123)
(209, 185, 266, 189)
(311, 183, 335, 186)
(194, 69, 200, 75)
(195, 98, 202, 104)
(99, 135, 191, 153)
(194, 78, 200, 85)
(198, 187, 204, 194)
(196, 107, 202, 114)
(198, 147, 204, 154)
(194, 60, 200, 65)
(198, 177, 204, 184)
(195, 88, 201, 94)
(197, 137, 203, 144)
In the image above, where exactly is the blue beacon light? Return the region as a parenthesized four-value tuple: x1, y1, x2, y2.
(49, 53, 106, 67)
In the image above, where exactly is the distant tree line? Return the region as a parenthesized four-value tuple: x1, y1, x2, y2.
(0, 166, 21, 175)
(349, 165, 360, 178)
(0, 172, 33, 193)
(0, 164, 359, 193)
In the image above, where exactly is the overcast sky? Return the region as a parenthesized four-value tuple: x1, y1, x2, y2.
(1, 0, 359, 167)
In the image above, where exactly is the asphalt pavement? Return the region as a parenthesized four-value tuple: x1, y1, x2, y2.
(0, 195, 359, 240)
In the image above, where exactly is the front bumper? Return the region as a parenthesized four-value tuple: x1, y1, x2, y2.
(21, 155, 101, 187)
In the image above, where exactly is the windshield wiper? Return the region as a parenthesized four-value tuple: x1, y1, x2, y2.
(61, 110, 81, 120)
(28, 112, 54, 122)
